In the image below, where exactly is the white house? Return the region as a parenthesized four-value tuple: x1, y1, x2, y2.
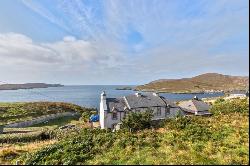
(225, 90, 249, 99)
(99, 91, 185, 129)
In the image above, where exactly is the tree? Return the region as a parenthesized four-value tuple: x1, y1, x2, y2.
(121, 109, 153, 132)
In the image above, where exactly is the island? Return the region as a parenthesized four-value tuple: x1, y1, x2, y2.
(0, 83, 64, 90)
(135, 73, 249, 93)
(115, 86, 134, 90)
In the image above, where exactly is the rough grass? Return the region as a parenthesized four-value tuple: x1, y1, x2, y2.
(0, 102, 93, 125)
(17, 98, 249, 165)
(0, 140, 57, 164)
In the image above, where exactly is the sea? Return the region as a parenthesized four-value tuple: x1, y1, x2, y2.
(0, 85, 224, 109)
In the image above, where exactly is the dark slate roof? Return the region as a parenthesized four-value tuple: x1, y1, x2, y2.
(178, 99, 211, 113)
(192, 99, 210, 112)
(161, 97, 178, 108)
(124, 93, 167, 109)
(106, 98, 126, 112)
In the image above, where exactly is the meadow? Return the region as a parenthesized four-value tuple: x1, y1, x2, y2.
(11, 98, 249, 165)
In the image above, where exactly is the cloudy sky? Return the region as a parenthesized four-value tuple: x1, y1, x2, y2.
(0, 0, 249, 85)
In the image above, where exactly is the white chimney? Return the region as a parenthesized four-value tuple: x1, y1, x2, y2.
(135, 92, 142, 97)
(153, 92, 159, 96)
(100, 91, 107, 129)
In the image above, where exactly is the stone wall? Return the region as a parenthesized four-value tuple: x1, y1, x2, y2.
(4, 112, 80, 128)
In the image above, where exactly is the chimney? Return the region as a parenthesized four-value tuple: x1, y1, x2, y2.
(100, 91, 107, 129)
(193, 96, 199, 100)
(135, 92, 142, 97)
(153, 92, 159, 96)
(101, 91, 106, 101)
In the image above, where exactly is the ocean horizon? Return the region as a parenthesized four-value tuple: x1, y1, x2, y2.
(0, 85, 224, 109)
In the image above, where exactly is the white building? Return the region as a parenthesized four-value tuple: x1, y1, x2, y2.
(225, 90, 249, 99)
(99, 91, 185, 129)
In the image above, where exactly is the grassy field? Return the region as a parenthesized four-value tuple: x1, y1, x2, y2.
(15, 98, 248, 165)
(0, 101, 96, 164)
(0, 102, 93, 125)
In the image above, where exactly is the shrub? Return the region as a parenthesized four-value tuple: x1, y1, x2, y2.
(210, 98, 249, 115)
(121, 110, 153, 132)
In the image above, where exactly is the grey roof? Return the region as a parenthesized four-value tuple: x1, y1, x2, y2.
(124, 93, 167, 109)
(178, 99, 210, 112)
(106, 98, 126, 112)
(161, 97, 178, 108)
(105, 93, 177, 112)
(192, 99, 210, 112)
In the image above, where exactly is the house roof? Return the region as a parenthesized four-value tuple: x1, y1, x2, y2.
(106, 98, 126, 112)
(178, 99, 210, 112)
(124, 93, 167, 109)
(105, 93, 178, 112)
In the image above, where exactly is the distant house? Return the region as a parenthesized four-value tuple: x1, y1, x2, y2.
(99, 91, 185, 130)
(226, 90, 248, 99)
(178, 96, 212, 116)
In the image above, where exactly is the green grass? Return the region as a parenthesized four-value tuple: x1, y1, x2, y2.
(0, 102, 94, 125)
(30, 116, 80, 128)
(16, 98, 249, 165)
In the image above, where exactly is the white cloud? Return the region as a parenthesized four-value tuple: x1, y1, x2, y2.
(0, 33, 122, 67)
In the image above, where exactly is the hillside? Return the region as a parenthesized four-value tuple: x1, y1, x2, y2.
(135, 73, 249, 93)
(0, 102, 91, 125)
(0, 83, 63, 90)
(17, 98, 249, 165)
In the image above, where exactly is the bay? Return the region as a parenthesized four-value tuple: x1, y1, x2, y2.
(0, 85, 224, 109)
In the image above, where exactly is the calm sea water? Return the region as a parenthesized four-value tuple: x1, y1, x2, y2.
(0, 85, 224, 109)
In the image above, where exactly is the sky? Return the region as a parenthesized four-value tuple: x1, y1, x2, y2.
(0, 0, 249, 85)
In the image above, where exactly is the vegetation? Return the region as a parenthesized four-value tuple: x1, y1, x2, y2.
(0, 83, 63, 90)
(135, 73, 249, 93)
(15, 98, 248, 165)
(0, 102, 94, 125)
(121, 110, 153, 131)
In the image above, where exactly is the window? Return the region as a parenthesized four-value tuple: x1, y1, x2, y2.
(165, 107, 170, 116)
(156, 107, 161, 116)
(112, 112, 118, 120)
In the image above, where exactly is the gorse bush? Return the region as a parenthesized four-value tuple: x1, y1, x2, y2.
(20, 128, 162, 165)
(0, 129, 57, 144)
(121, 110, 153, 132)
(210, 98, 249, 115)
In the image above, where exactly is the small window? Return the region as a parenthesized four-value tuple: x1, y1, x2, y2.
(165, 107, 170, 115)
(112, 112, 118, 120)
(156, 107, 161, 116)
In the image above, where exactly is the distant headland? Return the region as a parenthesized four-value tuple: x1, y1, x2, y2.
(0, 83, 64, 90)
(135, 73, 249, 93)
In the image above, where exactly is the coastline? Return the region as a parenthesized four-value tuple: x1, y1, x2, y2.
(0, 83, 64, 91)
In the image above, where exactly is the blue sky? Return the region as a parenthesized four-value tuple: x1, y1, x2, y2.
(0, 0, 249, 85)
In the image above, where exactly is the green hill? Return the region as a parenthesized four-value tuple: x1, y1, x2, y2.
(135, 73, 249, 93)
(18, 98, 249, 165)
(0, 102, 90, 125)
